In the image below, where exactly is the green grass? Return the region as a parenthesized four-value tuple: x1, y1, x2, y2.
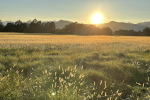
(0, 34, 150, 99)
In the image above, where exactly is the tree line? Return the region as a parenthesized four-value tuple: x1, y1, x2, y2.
(0, 19, 150, 36)
(57, 22, 113, 35)
(114, 28, 150, 36)
(0, 19, 55, 33)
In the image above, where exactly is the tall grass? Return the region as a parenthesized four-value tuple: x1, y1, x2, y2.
(0, 33, 150, 99)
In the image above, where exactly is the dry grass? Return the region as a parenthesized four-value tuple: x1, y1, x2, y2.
(0, 32, 150, 51)
(0, 32, 150, 99)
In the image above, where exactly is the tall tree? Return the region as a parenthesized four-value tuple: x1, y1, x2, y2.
(0, 20, 4, 32)
(50, 22, 56, 33)
(3, 22, 15, 32)
(15, 20, 27, 32)
(100, 27, 113, 35)
(143, 27, 150, 36)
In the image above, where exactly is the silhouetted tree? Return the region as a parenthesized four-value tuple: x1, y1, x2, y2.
(115, 28, 150, 36)
(15, 20, 27, 32)
(114, 29, 138, 36)
(100, 27, 113, 35)
(25, 19, 39, 33)
(59, 22, 113, 35)
(2, 18, 150, 36)
(49, 22, 56, 33)
(143, 27, 150, 36)
(0, 20, 4, 32)
(86, 25, 97, 35)
(60, 23, 75, 34)
(3, 20, 27, 32)
(24, 19, 56, 33)
(3, 22, 15, 32)
(44, 22, 51, 33)
(137, 31, 142, 36)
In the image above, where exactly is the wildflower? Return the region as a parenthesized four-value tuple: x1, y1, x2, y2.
(21, 69, 24, 72)
(80, 82, 84, 86)
(68, 83, 72, 86)
(101, 91, 104, 95)
(105, 92, 107, 96)
(115, 97, 118, 100)
(81, 66, 83, 70)
(74, 65, 77, 70)
(13, 64, 15, 68)
(16, 70, 19, 74)
(116, 89, 119, 94)
(55, 83, 57, 87)
(55, 77, 57, 80)
(49, 72, 52, 75)
(104, 81, 107, 89)
(70, 72, 74, 77)
(79, 74, 84, 79)
(94, 81, 95, 86)
(45, 70, 47, 74)
(62, 71, 64, 75)
(100, 80, 102, 85)
(59, 78, 64, 83)
(136, 82, 141, 86)
(7, 74, 9, 77)
(1, 77, 5, 81)
(118, 92, 122, 96)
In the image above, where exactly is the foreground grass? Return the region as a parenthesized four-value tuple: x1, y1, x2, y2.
(0, 33, 150, 99)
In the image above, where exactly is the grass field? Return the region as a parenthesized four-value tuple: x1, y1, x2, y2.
(0, 33, 150, 99)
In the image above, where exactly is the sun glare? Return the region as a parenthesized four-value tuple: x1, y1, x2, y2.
(91, 13, 103, 24)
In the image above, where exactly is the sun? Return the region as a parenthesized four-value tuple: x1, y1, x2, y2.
(91, 13, 103, 24)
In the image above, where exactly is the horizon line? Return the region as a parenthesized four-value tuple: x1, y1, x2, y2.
(1, 19, 150, 25)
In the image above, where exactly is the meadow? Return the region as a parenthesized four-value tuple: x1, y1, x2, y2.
(0, 33, 150, 99)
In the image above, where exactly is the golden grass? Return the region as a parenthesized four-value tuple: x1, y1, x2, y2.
(0, 33, 150, 44)
(0, 32, 150, 99)
(0, 32, 150, 51)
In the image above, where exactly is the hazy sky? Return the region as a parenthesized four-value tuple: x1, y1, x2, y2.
(0, 0, 150, 24)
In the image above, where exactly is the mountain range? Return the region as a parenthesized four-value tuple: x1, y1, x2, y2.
(100, 21, 150, 31)
(54, 20, 72, 29)
(2, 20, 150, 32)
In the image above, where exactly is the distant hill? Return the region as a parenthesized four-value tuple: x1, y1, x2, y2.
(55, 20, 150, 31)
(99, 21, 150, 31)
(138, 21, 150, 27)
(2, 21, 12, 26)
(54, 20, 72, 29)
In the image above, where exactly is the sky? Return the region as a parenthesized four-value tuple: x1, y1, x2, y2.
(0, 0, 150, 24)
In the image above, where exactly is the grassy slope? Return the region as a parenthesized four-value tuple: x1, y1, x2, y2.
(0, 33, 150, 99)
